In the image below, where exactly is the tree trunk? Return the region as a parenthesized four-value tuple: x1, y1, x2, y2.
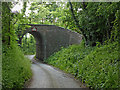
(7, 2, 11, 45)
(69, 1, 88, 45)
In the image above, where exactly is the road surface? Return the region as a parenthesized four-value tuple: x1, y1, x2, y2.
(25, 55, 86, 88)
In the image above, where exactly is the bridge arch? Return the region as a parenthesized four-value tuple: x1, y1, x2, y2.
(19, 30, 44, 60)
(19, 24, 82, 61)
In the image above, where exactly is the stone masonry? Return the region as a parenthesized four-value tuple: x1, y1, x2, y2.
(19, 24, 82, 60)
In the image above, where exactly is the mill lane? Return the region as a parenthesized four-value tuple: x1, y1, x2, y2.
(25, 55, 86, 88)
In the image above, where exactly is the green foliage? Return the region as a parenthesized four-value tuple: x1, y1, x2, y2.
(2, 2, 32, 88)
(2, 2, 13, 45)
(21, 34, 36, 55)
(66, 2, 120, 46)
(29, 2, 50, 24)
(45, 41, 118, 88)
(45, 40, 94, 75)
(2, 43, 32, 88)
(78, 41, 118, 88)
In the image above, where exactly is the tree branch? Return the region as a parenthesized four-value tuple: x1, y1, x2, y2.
(13, 18, 18, 25)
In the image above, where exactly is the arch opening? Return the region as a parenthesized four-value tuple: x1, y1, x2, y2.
(20, 31, 44, 60)
(21, 33, 36, 55)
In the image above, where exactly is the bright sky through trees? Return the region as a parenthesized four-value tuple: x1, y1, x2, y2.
(23, 33, 31, 38)
(12, 1, 32, 38)
(12, 1, 32, 16)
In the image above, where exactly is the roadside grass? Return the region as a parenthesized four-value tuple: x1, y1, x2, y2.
(45, 41, 118, 89)
(2, 43, 32, 89)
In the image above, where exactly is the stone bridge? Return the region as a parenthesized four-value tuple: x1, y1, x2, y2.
(19, 24, 82, 60)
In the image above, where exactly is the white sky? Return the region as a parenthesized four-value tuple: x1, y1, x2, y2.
(12, 1, 32, 16)
(23, 33, 31, 38)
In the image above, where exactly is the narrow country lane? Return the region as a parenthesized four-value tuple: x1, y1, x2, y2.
(25, 55, 86, 88)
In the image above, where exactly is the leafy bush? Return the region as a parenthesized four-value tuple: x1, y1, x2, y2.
(2, 44, 32, 89)
(45, 41, 94, 76)
(45, 41, 118, 88)
(78, 41, 118, 88)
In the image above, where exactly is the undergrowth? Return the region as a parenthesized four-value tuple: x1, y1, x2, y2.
(45, 41, 118, 89)
(2, 43, 32, 89)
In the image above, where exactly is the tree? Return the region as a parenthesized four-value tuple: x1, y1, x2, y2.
(2, 2, 12, 45)
(68, 2, 120, 46)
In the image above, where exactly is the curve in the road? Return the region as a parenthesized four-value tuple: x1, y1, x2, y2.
(26, 55, 86, 88)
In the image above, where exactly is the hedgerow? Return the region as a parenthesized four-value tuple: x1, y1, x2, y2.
(2, 43, 32, 89)
(45, 41, 118, 89)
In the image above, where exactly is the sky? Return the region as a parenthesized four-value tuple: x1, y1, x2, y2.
(12, 1, 32, 16)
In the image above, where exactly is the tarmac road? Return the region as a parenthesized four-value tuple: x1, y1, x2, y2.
(25, 55, 86, 88)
